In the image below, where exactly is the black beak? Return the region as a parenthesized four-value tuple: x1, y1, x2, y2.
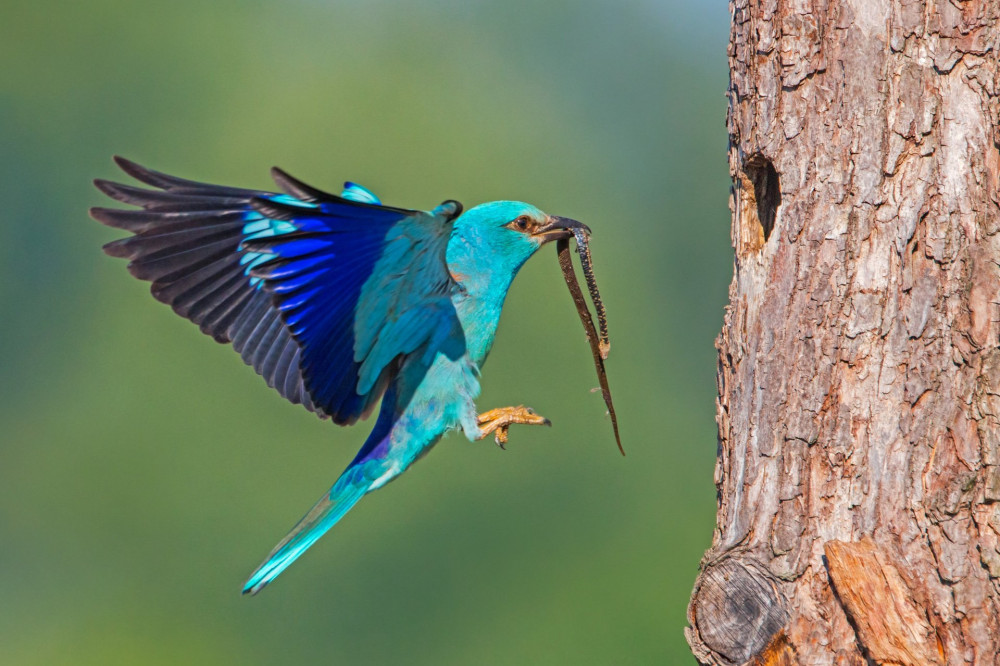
(531, 216, 591, 244)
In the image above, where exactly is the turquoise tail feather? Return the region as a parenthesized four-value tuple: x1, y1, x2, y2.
(243, 395, 399, 595)
(242, 471, 370, 595)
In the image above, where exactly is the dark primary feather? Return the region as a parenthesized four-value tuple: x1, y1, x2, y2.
(270, 167, 341, 205)
(269, 166, 413, 215)
(91, 157, 320, 415)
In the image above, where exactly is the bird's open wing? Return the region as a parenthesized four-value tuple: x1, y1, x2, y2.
(91, 157, 463, 425)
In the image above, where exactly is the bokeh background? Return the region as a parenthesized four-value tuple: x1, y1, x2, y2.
(1, 1, 731, 663)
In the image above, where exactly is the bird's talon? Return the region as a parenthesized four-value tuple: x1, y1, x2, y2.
(476, 405, 549, 447)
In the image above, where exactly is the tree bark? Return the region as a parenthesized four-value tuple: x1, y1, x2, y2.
(686, 2, 1000, 664)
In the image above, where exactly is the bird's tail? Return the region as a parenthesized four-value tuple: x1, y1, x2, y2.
(242, 463, 376, 595)
(242, 390, 403, 595)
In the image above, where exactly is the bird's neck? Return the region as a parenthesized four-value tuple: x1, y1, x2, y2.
(446, 236, 523, 367)
(452, 285, 509, 366)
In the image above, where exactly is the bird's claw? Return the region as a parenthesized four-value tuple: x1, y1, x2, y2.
(494, 426, 509, 450)
(477, 405, 551, 449)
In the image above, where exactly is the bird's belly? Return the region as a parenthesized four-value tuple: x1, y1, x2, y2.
(379, 349, 482, 482)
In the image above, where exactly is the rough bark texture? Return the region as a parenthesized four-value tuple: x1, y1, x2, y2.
(687, 2, 1000, 664)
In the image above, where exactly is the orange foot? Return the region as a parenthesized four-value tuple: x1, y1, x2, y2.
(476, 406, 551, 449)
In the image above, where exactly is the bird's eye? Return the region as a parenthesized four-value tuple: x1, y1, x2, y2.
(514, 216, 530, 230)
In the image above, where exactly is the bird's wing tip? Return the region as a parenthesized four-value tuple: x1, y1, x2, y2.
(112, 154, 139, 174)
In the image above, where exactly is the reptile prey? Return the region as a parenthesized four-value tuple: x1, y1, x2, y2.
(557, 233, 623, 456)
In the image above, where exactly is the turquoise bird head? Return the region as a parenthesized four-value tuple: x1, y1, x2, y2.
(448, 200, 590, 291)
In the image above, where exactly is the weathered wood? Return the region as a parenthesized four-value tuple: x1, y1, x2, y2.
(687, 1, 1000, 663)
(825, 538, 941, 665)
(748, 632, 798, 666)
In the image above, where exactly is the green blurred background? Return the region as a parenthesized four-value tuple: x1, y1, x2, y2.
(1, 1, 730, 663)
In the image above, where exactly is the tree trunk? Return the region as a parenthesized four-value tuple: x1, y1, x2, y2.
(686, 2, 1000, 664)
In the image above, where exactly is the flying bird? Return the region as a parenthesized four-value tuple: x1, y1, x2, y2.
(91, 157, 610, 594)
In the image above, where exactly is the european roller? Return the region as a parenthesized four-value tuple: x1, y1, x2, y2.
(91, 157, 616, 595)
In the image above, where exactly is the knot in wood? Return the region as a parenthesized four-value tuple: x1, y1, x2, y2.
(691, 558, 788, 664)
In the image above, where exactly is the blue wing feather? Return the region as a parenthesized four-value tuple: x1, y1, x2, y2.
(245, 198, 460, 424)
(93, 157, 462, 427)
(341, 182, 382, 205)
(246, 215, 394, 422)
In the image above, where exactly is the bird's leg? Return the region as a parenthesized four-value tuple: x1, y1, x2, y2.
(476, 405, 551, 449)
